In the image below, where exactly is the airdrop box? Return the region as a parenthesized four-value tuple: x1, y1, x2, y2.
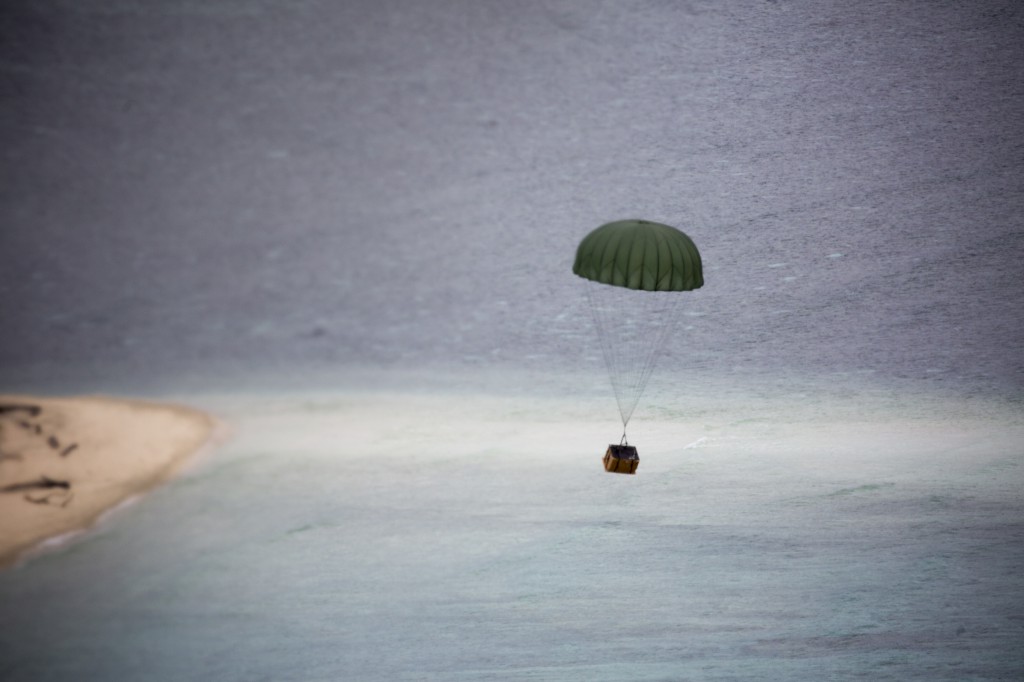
(603, 444, 639, 474)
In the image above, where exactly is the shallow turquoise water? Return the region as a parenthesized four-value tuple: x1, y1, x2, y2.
(1, 384, 1022, 681)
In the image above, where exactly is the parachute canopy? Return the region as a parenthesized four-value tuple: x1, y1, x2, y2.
(572, 219, 703, 292)
(573, 219, 704, 440)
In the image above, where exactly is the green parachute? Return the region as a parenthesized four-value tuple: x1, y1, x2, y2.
(573, 219, 704, 444)
(573, 219, 703, 292)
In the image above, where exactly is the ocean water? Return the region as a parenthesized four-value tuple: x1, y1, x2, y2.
(1, 0, 1022, 397)
(1, 0, 1023, 679)
(1, 386, 1023, 681)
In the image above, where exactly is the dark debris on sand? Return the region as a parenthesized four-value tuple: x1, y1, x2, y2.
(0, 403, 78, 508)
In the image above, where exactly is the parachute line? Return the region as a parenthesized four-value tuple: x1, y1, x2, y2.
(584, 281, 685, 433)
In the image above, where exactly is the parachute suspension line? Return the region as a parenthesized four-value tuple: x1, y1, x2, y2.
(585, 281, 629, 427)
(631, 288, 686, 421)
(584, 281, 686, 432)
(620, 431, 628, 446)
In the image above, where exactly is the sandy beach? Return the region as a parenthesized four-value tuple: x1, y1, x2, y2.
(0, 395, 217, 568)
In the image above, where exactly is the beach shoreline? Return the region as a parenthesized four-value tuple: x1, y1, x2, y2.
(0, 394, 220, 569)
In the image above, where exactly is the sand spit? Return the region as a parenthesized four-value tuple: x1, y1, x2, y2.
(0, 395, 217, 568)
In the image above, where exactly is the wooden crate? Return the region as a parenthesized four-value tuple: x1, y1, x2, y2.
(603, 444, 639, 474)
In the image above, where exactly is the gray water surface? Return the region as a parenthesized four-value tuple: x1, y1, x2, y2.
(1, 0, 1022, 399)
